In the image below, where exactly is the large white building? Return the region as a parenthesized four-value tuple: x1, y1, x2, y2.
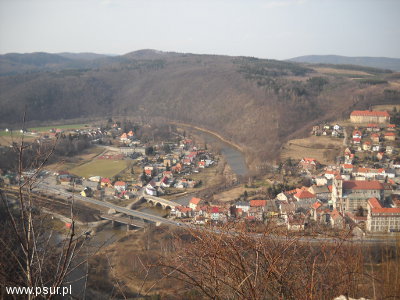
(367, 198, 400, 232)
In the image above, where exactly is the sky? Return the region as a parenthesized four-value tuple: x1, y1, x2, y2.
(0, 0, 399, 60)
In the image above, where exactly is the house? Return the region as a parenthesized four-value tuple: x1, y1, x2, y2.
(329, 209, 344, 228)
(250, 200, 267, 209)
(114, 181, 127, 192)
(350, 110, 390, 124)
(100, 177, 112, 188)
(384, 132, 396, 141)
(299, 158, 319, 170)
(293, 189, 317, 209)
(371, 133, 380, 144)
(287, 216, 305, 231)
(352, 130, 362, 139)
(366, 123, 380, 132)
(352, 137, 361, 144)
(308, 185, 331, 201)
(341, 164, 354, 174)
(366, 197, 400, 232)
(310, 201, 322, 221)
(211, 207, 221, 221)
(235, 201, 250, 213)
(189, 197, 201, 210)
(362, 141, 372, 151)
(294, 189, 316, 202)
(145, 184, 157, 196)
(387, 124, 396, 131)
(315, 176, 328, 186)
(372, 145, 381, 152)
(175, 206, 193, 218)
(120, 133, 129, 142)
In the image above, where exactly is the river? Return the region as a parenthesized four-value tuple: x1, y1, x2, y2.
(188, 128, 249, 177)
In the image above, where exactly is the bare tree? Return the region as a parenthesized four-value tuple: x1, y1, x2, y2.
(0, 114, 88, 299)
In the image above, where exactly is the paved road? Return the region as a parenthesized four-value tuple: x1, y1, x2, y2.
(33, 182, 181, 226)
(31, 178, 399, 244)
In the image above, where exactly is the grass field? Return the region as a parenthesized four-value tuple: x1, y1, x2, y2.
(372, 104, 400, 111)
(69, 159, 129, 178)
(280, 135, 343, 164)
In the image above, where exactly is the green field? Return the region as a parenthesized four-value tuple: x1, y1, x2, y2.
(69, 159, 129, 178)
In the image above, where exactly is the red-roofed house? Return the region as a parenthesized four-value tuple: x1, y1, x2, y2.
(294, 189, 316, 202)
(250, 200, 267, 207)
(189, 197, 202, 210)
(384, 132, 396, 141)
(299, 158, 319, 170)
(371, 133, 380, 143)
(120, 133, 129, 142)
(114, 181, 127, 192)
(352, 130, 362, 139)
(100, 177, 112, 187)
(342, 164, 354, 174)
(367, 198, 400, 232)
(366, 123, 379, 131)
(387, 124, 396, 131)
(350, 110, 390, 123)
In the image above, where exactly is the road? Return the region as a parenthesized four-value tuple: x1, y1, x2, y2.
(33, 181, 182, 226)
(30, 177, 399, 245)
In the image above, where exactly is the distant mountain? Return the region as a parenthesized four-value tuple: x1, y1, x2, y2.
(56, 52, 109, 61)
(288, 55, 400, 71)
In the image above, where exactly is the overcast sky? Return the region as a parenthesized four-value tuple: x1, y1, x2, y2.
(0, 0, 399, 60)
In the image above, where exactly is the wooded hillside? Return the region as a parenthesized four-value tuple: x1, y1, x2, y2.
(1, 50, 399, 165)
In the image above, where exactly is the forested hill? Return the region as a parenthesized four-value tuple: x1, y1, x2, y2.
(288, 55, 400, 72)
(1, 49, 400, 164)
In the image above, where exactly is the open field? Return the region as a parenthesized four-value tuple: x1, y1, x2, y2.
(280, 135, 343, 164)
(44, 146, 105, 171)
(314, 67, 372, 76)
(372, 104, 400, 111)
(69, 159, 129, 178)
(28, 123, 89, 132)
(0, 134, 36, 145)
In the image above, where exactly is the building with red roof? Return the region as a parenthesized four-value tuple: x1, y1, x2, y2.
(332, 178, 384, 212)
(387, 124, 396, 131)
(114, 181, 127, 192)
(189, 197, 202, 210)
(250, 200, 267, 207)
(299, 158, 319, 170)
(367, 198, 400, 232)
(350, 110, 390, 124)
(100, 177, 112, 187)
(384, 132, 396, 141)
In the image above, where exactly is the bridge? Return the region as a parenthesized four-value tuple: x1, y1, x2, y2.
(34, 182, 181, 226)
(100, 214, 147, 230)
(142, 194, 180, 210)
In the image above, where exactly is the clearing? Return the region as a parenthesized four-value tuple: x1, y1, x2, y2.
(69, 159, 130, 178)
(280, 135, 343, 164)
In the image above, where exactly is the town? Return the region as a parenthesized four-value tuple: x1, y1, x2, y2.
(1, 108, 400, 237)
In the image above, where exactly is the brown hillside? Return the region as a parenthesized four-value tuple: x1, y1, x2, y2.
(0, 50, 399, 165)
